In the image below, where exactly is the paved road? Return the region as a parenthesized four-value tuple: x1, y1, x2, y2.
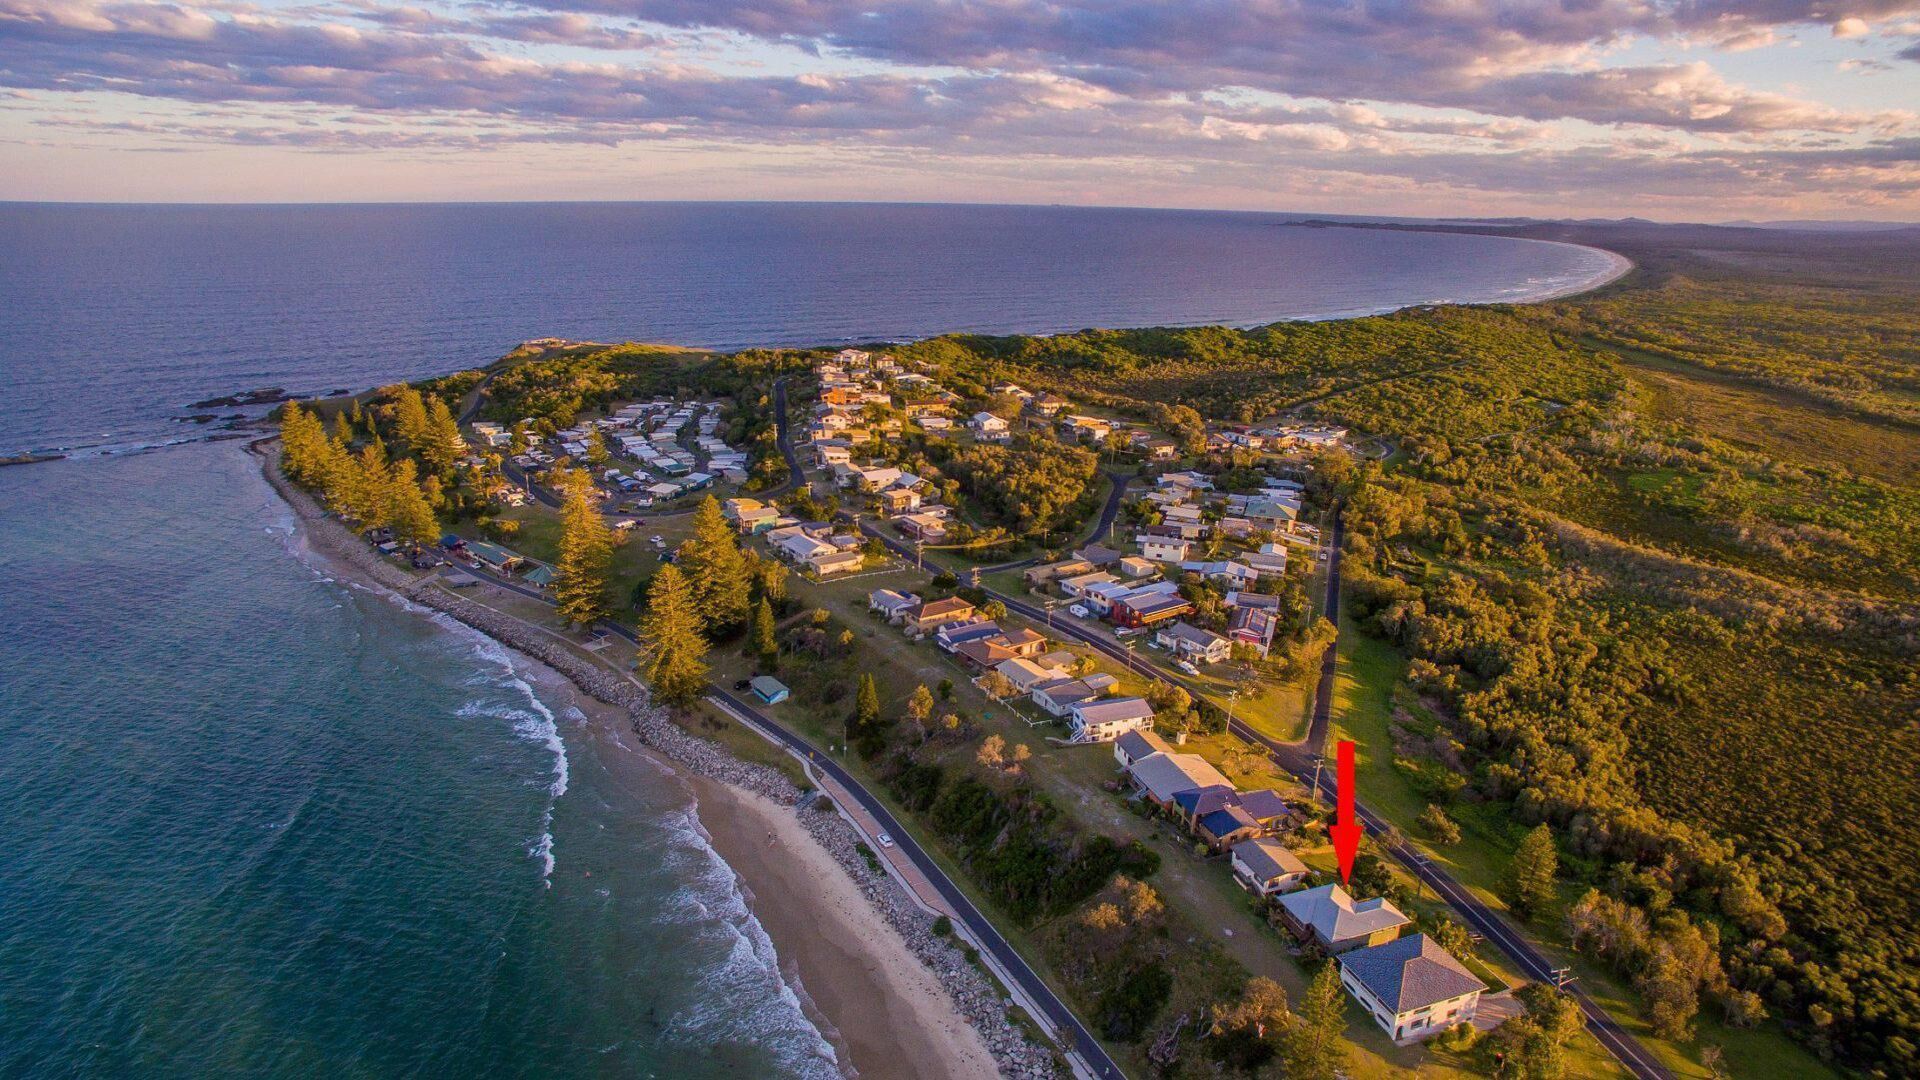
(858, 511, 1673, 1080)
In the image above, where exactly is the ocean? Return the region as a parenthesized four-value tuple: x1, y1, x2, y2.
(0, 202, 1623, 1077)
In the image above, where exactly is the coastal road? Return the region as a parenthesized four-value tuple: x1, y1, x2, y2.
(858, 512, 1674, 1080)
(441, 558, 1125, 1079)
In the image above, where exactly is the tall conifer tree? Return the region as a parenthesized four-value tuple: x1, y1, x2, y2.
(638, 564, 709, 708)
(554, 490, 614, 626)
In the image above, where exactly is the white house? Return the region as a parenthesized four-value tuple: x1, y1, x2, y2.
(969, 411, 1010, 438)
(1112, 728, 1173, 769)
(1137, 535, 1192, 563)
(1338, 934, 1486, 1042)
(1153, 621, 1232, 665)
(868, 589, 921, 621)
(1068, 697, 1155, 743)
(1230, 838, 1310, 897)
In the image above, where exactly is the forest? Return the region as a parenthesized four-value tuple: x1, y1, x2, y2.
(907, 223, 1920, 1076)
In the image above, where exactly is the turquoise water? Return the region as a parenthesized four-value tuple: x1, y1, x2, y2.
(0, 444, 838, 1078)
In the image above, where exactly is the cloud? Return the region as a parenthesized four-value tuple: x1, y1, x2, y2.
(2, 0, 1919, 212)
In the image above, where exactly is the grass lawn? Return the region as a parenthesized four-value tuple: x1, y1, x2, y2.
(1330, 608, 1838, 1080)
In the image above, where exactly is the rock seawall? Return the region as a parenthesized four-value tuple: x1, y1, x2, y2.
(251, 439, 1058, 1080)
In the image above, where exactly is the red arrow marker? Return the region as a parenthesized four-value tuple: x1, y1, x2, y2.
(1328, 740, 1363, 884)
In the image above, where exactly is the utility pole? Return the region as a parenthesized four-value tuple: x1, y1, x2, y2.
(1309, 752, 1326, 805)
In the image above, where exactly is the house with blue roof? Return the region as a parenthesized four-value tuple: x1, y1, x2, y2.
(1338, 933, 1486, 1042)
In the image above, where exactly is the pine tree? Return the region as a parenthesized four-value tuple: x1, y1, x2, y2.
(1283, 963, 1348, 1080)
(349, 440, 394, 528)
(849, 673, 881, 756)
(749, 595, 778, 668)
(585, 427, 609, 467)
(419, 395, 465, 477)
(1503, 824, 1560, 920)
(332, 409, 356, 446)
(638, 564, 710, 708)
(278, 401, 328, 486)
(386, 459, 440, 548)
(392, 386, 430, 448)
(554, 490, 614, 626)
(676, 496, 752, 635)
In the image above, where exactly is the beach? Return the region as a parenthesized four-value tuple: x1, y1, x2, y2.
(251, 439, 1031, 1080)
(690, 776, 1002, 1080)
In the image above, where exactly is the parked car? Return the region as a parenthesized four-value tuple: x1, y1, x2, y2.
(876, 832, 894, 849)
(650, 535, 665, 546)
(1068, 604, 1090, 619)
(1175, 660, 1201, 676)
(733, 678, 751, 690)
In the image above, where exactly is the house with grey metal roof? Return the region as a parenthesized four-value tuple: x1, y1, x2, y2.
(1230, 838, 1310, 897)
(1276, 883, 1411, 954)
(1338, 933, 1487, 1042)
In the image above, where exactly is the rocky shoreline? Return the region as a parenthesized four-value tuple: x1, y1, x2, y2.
(249, 438, 1058, 1080)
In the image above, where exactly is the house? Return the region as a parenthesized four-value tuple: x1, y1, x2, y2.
(813, 444, 853, 468)
(1074, 544, 1124, 568)
(954, 638, 1021, 671)
(1030, 392, 1070, 415)
(1030, 677, 1106, 717)
(1024, 558, 1094, 587)
(937, 619, 1003, 652)
(1153, 621, 1232, 665)
(522, 563, 557, 589)
(464, 540, 523, 572)
(897, 513, 949, 541)
(1195, 804, 1264, 849)
(1110, 591, 1193, 629)
(1061, 415, 1112, 442)
(749, 676, 791, 705)
(878, 487, 921, 514)
(809, 549, 865, 577)
(1142, 438, 1181, 461)
(902, 597, 975, 634)
(1339, 935, 1486, 1042)
(970, 412, 1010, 438)
(774, 530, 837, 565)
(1057, 571, 1120, 599)
(992, 657, 1073, 695)
(1229, 606, 1279, 655)
(1125, 750, 1233, 807)
(1237, 789, 1295, 831)
(1112, 728, 1173, 769)
(1276, 884, 1411, 955)
(1116, 556, 1158, 579)
(1080, 580, 1135, 616)
(1137, 535, 1191, 563)
(1231, 839, 1310, 896)
(1067, 696, 1155, 743)
(868, 589, 921, 621)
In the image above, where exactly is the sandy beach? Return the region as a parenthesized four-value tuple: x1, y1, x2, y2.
(688, 774, 1001, 1080)
(252, 440, 1014, 1080)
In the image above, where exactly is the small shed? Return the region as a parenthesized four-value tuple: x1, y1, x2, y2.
(749, 676, 790, 705)
(523, 564, 557, 588)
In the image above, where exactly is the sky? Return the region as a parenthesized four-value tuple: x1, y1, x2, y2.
(2, 0, 1919, 218)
